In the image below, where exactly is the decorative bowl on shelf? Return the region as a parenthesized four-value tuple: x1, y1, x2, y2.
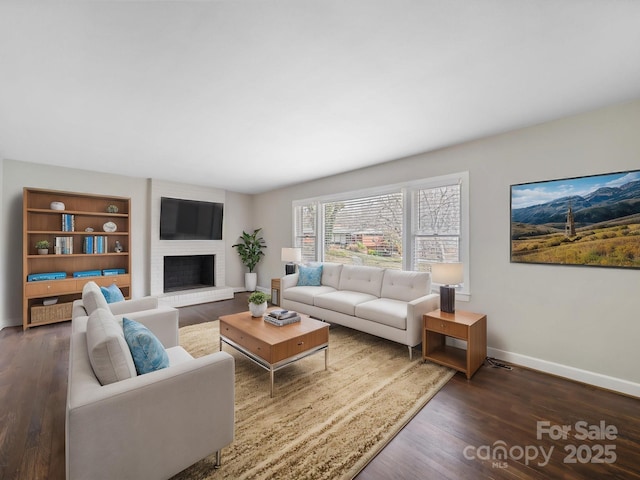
(103, 221, 117, 232)
(50, 201, 65, 210)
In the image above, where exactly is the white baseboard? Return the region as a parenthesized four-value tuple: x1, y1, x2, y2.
(488, 347, 640, 398)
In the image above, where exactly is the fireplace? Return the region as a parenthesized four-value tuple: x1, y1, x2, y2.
(164, 255, 215, 293)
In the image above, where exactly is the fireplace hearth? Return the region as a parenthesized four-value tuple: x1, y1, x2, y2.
(164, 255, 215, 293)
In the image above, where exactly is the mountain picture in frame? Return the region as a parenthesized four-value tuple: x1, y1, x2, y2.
(510, 169, 640, 269)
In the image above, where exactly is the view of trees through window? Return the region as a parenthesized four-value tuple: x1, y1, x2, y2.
(323, 192, 403, 269)
(294, 178, 462, 272)
(413, 184, 461, 271)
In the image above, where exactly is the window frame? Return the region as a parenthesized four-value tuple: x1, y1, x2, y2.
(292, 171, 470, 299)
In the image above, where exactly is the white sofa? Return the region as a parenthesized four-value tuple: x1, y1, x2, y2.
(281, 263, 439, 359)
(67, 282, 235, 480)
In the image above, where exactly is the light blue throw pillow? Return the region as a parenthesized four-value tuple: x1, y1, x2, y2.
(100, 283, 125, 303)
(122, 317, 169, 375)
(297, 265, 323, 286)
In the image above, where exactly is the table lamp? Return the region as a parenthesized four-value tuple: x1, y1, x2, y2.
(281, 247, 302, 275)
(431, 262, 463, 313)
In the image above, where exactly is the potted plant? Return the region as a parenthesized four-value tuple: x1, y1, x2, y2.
(248, 291, 269, 317)
(232, 228, 267, 291)
(35, 240, 51, 255)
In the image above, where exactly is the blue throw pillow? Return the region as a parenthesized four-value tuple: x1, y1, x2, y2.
(297, 265, 323, 286)
(122, 317, 169, 375)
(100, 283, 125, 303)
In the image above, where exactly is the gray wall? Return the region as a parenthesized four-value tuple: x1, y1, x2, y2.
(252, 99, 640, 395)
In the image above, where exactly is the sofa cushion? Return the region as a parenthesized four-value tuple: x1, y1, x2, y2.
(123, 317, 170, 375)
(82, 281, 109, 315)
(314, 290, 378, 316)
(380, 270, 431, 302)
(338, 265, 385, 297)
(297, 265, 323, 286)
(100, 283, 125, 303)
(284, 285, 337, 305)
(355, 298, 409, 330)
(320, 262, 343, 289)
(86, 308, 137, 385)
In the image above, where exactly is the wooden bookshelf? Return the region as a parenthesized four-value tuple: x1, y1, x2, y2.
(22, 188, 131, 329)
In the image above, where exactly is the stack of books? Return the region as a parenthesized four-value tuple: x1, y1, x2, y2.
(264, 309, 301, 326)
(55, 236, 74, 254)
(83, 236, 108, 254)
(61, 214, 75, 232)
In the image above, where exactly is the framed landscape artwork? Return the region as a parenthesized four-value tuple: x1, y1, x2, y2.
(510, 169, 640, 269)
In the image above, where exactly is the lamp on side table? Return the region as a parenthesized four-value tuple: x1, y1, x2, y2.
(281, 247, 302, 275)
(431, 262, 463, 313)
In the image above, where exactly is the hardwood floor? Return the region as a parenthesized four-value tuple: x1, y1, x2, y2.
(1, 294, 638, 479)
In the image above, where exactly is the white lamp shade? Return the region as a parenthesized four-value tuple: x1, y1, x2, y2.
(281, 247, 302, 263)
(431, 262, 463, 285)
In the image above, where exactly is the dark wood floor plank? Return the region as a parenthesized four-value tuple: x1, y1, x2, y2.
(1, 294, 638, 480)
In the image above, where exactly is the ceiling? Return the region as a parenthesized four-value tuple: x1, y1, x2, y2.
(1, 0, 640, 194)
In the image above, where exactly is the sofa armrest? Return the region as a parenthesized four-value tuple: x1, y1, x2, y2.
(112, 305, 179, 348)
(108, 296, 159, 315)
(406, 293, 441, 345)
(72, 299, 87, 320)
(67, 350, 235, 480)
(281, 273, 299, 290)
(408, 293, 440, 321)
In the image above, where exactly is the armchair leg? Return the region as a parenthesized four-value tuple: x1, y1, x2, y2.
(214, 450, 222, 469)
(408, 345, 413, 360)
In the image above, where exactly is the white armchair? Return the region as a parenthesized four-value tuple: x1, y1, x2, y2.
(72, 281, 179, 346)
(66, 283, 235, 479)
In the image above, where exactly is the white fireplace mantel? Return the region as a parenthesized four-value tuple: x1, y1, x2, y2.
(150, 180, 234, 307)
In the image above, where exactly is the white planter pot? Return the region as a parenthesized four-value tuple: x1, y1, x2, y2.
(249, 301, 268, 317)
(245, 272, 257, 292)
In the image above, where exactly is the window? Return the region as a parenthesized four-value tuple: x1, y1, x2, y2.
(293, 172, 469, 294)
(323, 192, 403, 269)
(412, 183, 461, 271)
(293, 202, 317, 262)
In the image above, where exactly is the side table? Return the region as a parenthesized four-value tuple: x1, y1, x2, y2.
(271, 278, 281, 306)
(422, 309, 487, 379)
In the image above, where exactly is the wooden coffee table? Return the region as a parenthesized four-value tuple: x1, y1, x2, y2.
(219, 310, 329, 397)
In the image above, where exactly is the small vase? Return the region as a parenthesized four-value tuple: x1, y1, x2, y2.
(249, 301, 267, 318)
(38, 249, 49, 255)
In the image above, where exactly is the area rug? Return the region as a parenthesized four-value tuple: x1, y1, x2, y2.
(172, 320, 454, 480)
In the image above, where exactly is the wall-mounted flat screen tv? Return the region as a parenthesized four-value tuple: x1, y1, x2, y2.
(160, 197, 223, 240)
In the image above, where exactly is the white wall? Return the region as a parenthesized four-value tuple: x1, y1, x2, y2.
(2, 100, 639, 395)
(0, 160, 252, 328)
(0, 160, 5, 328)
(253, 99, 640, 396)
(224, 190, 256, 289)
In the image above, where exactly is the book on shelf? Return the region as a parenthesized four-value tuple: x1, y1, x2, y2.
(55, 236, 74, 254)
(268, 309, 298, 320)
(73, 270, 102, 278)
(83, 236, 93, 254)
(84, 236, 108, 254)
(27, 272, 67, 282)
(61, 214, 75, 232)
(264, 313, 301, 326)
(103, 268, 125, 276)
